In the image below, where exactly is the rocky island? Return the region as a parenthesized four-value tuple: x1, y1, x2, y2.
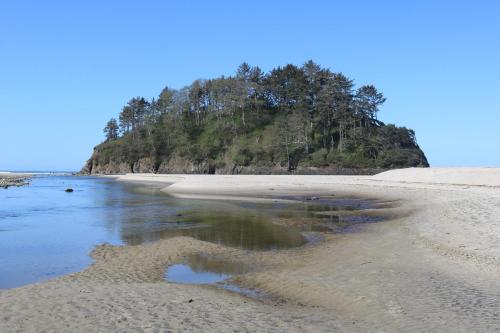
(81, 61, 428, 175)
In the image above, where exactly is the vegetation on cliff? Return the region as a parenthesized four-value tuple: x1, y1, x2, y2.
(84, 61, 428, 174)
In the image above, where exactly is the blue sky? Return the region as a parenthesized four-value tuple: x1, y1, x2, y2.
(1, 0, 499, 171)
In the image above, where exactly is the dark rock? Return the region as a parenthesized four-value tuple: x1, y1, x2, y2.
(65, 188, 74, 193)
(80, 151, 391, 176)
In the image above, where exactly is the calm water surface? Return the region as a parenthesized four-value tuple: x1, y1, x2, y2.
(164, 252, 266, 298)
(0, 175, 380, 289)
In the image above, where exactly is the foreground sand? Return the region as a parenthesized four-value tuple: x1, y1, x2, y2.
(1, 168, 500, 332)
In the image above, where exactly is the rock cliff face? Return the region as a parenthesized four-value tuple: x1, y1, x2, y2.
(81, 150, 387, 175)
(82, 156, 155, 175)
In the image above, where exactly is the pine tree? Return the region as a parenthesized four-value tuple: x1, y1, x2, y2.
(103, 118, 119, 141)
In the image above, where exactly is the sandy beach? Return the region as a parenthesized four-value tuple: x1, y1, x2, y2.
(1, 168, 500, 332)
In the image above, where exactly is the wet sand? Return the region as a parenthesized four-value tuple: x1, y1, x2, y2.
(1, 168, 500, 332)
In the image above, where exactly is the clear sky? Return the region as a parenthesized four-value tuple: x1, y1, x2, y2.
(1, 0, 499, 171)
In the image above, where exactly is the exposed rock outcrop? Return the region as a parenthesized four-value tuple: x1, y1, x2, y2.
(0, 176, 30, 188)
(80, 153, 386, 176)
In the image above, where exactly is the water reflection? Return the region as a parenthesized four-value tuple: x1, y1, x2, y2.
(0, 176, 384, 288)
(96, 182, 308, 249)
(173, 209, 306, 250)
(166, 264, 229, 285)
(165, 253, 258, 297)
(186, 253, 251, 275)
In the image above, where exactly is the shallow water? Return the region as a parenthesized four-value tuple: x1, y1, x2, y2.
(166, 264, 229, 284)
(0, 175, 381, 289)
(165, 253, 262, 298)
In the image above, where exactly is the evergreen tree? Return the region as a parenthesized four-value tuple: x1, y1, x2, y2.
(92, 61, 428, 174)
(103, 118, 119, 141)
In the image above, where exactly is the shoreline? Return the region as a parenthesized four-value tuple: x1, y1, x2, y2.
(111, 170, 500, 267)
(0, 173, 32, 188)
(1, 168, 500, 331)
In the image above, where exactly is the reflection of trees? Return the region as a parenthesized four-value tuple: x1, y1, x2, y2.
(94, 181, 307, 249)
(93, 180, 188, 245)
(177, 209, 305, 250)
(92, 180, 380, 249)
(187, 253, 249, 275)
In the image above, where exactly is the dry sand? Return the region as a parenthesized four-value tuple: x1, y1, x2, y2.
(1, 168, 500, 332)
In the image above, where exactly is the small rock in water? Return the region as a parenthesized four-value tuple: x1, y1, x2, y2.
(65, 188, 74, 193)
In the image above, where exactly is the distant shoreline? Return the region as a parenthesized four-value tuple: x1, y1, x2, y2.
(0, 173, 32, 188)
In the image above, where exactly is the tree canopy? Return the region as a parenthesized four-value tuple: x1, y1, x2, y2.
(86, 61, 428, 174)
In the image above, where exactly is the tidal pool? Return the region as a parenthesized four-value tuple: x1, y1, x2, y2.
(166, 264, 229, 284)
(165, 253, 261, 298)
(0, 175, 383, 288)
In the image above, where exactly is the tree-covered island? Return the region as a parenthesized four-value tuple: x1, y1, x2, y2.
(82, 61, 428, 174)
